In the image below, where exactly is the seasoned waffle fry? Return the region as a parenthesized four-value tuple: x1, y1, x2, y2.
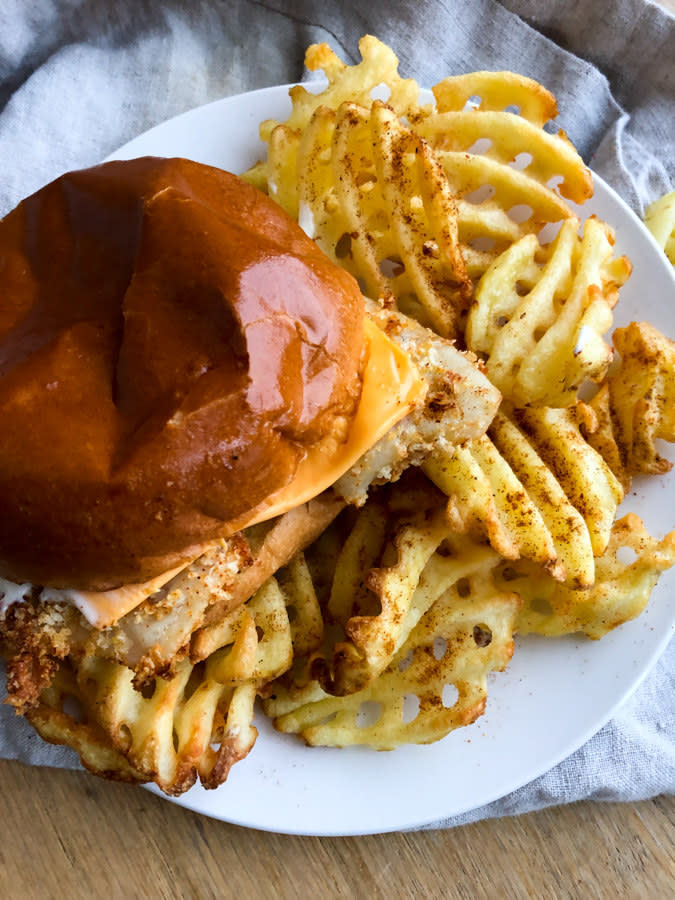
(424, 402, 624, 587)
(18, 572, 313, 794)
(368, 102, 470, 334)
(419, 77, 591, 279)
(645, 190, 675, 265)
(276, 35, 423, 136)
(270, 98, 471, 337)
(264, 540, 519, 749)
(315, 504, 489, 696)
(513, 406, 624, 556)
(307, 477, 450, 694)
(244, 36, 424, 190)
(486, 413, 595, 582)
(424, 432, 567, 574)
(585, 322, 675, 488)
(427, 73, 592, 202)
(499, 515, 675, 639)
(27, 667, 148, 784)
(425, 425, 588, 588)
(27, 654, 259, 794)
(466, 217, 631, 406)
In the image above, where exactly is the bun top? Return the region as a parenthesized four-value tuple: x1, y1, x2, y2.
(0, 157, 365, 590)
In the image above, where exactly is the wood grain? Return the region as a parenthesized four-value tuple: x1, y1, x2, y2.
(0, 760, 673, 899)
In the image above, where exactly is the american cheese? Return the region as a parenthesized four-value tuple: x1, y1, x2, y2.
(11, 319, 424, 629)
(42, 562, 199, 629)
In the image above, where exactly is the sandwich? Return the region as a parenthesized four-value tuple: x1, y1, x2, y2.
(0, 155, 499, 778)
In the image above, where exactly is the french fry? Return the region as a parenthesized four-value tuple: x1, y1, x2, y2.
(265, 538, 519, 749)
(499, 515, 675, 639)
(466, 217, 631, 406)
(513, 405, 624, 556)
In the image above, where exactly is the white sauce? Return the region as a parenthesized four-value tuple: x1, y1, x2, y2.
(40, 586, 99, 624)
(0, 577, 32, 618)
(0, 577, 102, 625)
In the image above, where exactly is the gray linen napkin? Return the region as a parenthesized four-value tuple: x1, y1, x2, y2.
(0, 0, 673, 826)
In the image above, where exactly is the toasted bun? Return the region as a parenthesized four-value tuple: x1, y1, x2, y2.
(0, 157, 365, 590)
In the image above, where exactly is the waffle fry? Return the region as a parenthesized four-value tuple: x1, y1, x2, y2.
(265, 98, 471, 337)
(26, 651, 258, 794)
(266, 35, 421, 207)
(466, 217, 631, 406)
(307, 477, 441, 691)
(311, 482, 501, 696)
(273, 35, 423, 137)
(264, 536, 519, 749)
(418, 73, 591, 280)
(424, 405, 624, 588)
(512, 405, 624, 556)
(645, 190, 675, 265)
(244, 35, 425, 195)
(585, 322, 675, 488)
(27, 669, 148, 785)
(426, 72, 592, 203)
(425, 431, 570, 574)
(499, 515, 675, 639)
(19, 567, 320, 794)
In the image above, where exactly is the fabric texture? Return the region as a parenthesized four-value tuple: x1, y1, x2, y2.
(0, 0, 673, 827)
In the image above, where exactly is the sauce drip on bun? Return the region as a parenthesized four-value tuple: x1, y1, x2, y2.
(0, 157, 365, 590)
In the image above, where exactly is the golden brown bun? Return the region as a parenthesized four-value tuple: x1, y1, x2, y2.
(0, 157, 365, 590)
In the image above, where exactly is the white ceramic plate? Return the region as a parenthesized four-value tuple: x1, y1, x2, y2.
(109, 86, 675, 836)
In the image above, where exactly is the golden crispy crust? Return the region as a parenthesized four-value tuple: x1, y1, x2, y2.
(1, 599, 75, 714)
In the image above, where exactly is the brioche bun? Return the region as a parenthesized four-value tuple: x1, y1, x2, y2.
(0, 157, 365, 590)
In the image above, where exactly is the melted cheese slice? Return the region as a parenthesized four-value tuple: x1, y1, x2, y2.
(44, 319, 424, 628)
(47, 562, 199, 630)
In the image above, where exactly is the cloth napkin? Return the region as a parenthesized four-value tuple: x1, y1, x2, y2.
(0, 0, 673, 828)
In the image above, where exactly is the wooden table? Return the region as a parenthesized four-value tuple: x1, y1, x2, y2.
(0, 759, 673, 897)
(2, 2, 675, 896)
